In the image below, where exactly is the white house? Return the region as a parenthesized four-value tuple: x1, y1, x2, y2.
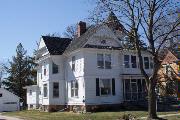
(25, 12, 153, 112)
(0, 88, 20, 112)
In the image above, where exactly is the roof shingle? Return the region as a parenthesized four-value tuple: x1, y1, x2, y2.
(42, 36, 72, 55)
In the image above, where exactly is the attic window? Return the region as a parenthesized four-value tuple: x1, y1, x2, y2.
(0, 93, 2, 97)
(101, 40, 106, 44)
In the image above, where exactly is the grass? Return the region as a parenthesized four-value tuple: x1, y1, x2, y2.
(2, 110, 180, 120)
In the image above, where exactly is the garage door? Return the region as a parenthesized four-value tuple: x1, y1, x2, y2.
(2, 101, 19, 112)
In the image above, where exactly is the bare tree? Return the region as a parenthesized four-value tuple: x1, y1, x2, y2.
(91, 0, 180, 119)
(63, 24, 78, 39)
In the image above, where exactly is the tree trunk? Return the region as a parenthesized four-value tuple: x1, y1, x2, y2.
(147, 79, 158, 120)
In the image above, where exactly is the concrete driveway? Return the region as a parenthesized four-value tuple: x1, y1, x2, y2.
(0, 113, 23, 120)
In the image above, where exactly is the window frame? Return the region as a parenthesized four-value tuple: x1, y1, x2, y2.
(150, 57, 154, 69)
(99, 78, 112, 96)
(52, 62, 59, 74)
(71, 80, 78, 97)
(124, 55, 130, 68)
(44, 68, 47, 76)
(53, 82, 59, 98)
(72, 56, 75, 71)
(144, 57, 150, 69)
(131, 55, 137, 68)
(97, 53, 111, 69)
(43, 84, 48, 98)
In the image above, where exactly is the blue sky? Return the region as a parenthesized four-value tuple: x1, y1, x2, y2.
(0, 0, 93, 61)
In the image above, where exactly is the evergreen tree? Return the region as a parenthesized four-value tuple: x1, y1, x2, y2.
(2, 43, 37, 103)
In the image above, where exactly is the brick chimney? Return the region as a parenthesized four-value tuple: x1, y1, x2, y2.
(77, 21, 86, 37)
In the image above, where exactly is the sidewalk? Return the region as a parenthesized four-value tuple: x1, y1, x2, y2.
(0, 113, 23, 120)
(140, 113, 180, 119)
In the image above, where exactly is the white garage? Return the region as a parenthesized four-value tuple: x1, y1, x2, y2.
(0, 88, 20, 112)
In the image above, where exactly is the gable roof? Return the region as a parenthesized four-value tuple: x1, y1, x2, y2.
(65, 25, 100, 53)
(0, 88, 20, 99)
(161, 50, 178, 64)
(42, 36, 72, 55)
(65, 12, 125, 53)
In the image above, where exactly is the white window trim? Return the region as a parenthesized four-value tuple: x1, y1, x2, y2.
(52, 62, 59, 74)
(71, 80, 79, 98)
(144, 57, 150, 69)
(43, 84, 48, 98)
(97, 53, 112, 69)
(99, 78, 112, 96)
(124, 55, 130, 68)
(131, 55, 137, 68)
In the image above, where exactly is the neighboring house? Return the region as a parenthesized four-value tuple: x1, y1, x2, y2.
(25, 12, 153, 112)
(158, 50, 180, 97)
(0, 87, 20, 112)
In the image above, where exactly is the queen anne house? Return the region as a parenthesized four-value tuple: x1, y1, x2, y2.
(25, 12, 153, 112)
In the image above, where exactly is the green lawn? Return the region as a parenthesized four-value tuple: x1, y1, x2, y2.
(2, 110, 180, 120)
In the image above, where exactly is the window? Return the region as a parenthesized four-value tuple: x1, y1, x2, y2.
(124, 55, 130, 68)
(150, 57, 154, 69)
(29, 90, 32, 95)
(41, 73, 42, 79)
(144, 57, 149, 69)
(53, 82, 59, 98)
(71, 81, 78, 97)
(97, 54, 111, 69)
(52, 62, 58, 74)
(97, 54, 104, 69)
(131, 56, 137, 68)
(100, 79, 111, 95)
(72, 56, 75, 71)
(39, 87, 41, 95)
(44, 68, 47, 76)
(43, 84, 48, 97)
(0, 93, 2, 97)
(105, 54, 111, 69)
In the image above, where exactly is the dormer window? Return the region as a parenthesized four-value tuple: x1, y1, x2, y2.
(101, 40, 106, 44)
(52, 62, 58, 74)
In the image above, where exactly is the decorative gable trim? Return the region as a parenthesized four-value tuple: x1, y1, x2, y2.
(82, 25, 122, 49)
